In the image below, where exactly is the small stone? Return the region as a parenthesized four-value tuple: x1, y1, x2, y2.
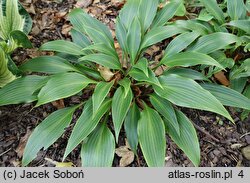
(242, 146, 250, 160)
(231, 143, 243, 149)
(245, 135, 250, 144)
(213, 149, 221, 156)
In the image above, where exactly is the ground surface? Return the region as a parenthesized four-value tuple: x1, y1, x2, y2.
(0, 0, 250, 167)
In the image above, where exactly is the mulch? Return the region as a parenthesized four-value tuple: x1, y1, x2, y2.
(0, 0, 250, 167)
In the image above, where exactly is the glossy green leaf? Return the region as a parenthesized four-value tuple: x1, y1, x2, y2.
(0, 75, 48, 106)
(0, 0, 32, 40)
(228, 20, 250, 34)
(92, 80, 114, 115)
(0, 47, 16, 87)
(163, 68, 208, 81)
(161, 52, 224, 69)
(141, 26, 186, 50)
(64, 99, 111, 160)
(116, 17, 128, 53)
(36, 73, 95, 107)
(83, 43, 118, 59)
(129, 68, 162, 88)
(138, 105, 166, 167)
(200, 0, 225, 24)
(127, 17, 141, 64)
(150, 93, 179, 136)
(124, 103, 140, 154)
(79, 54, 121, 70)
(70, 28, 91, 48)
(133, 58, 149, 77)
(164, 31, 200, 56)
(151, 1, 181, 28)
(166, 110, 200, 166)
(201, 83, 250, 110)
(9, 30, 32, 48)
(227, 0, 246, 20)
(81, 122, 115, 167)
(118, 78, 131, 98)
(118, 0, 140, 29)
(19, 56, 79, 74)
(69, 9, 113, 47)
(22, 105, 79, 166)
(173, 19, 212, 35)
(153, 74, 233, 121)
(40, 40, 84, 56)
(138, 0, 158, 32)
(112, 86, 133, 142)
(188, 32, 240, 54)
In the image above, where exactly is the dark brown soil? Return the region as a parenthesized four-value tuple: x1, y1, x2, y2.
(0, 0, 250, 167)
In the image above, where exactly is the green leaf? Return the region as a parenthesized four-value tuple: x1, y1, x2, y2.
(112, 86, 133, 142)
(22, 105, 79, 166)
(0, 75, 48, 106)
(163, 68, 208, 81)
(138, 105, 166, 167)
(200, 0, 225, 24)
(127, 17, 141, 64)
(64, 99, 111, 160)
(40, 40, 84, 56)
(150, 93, 179, 136)
(92, 80, 114, 115)
(133, 58, 149, 77)
(138, 0, 158, 32)
(227, 0, 246, 20)
(153, 74, 233, 121)
(129, 67, 162, 88)
(36, 73, 95, 107)
(201, 83, 250, 110)
(0, 0, 32, 40)
(118, 78, 131, 98)
(228, 20, 250, 34)
(82, 43, 118, 59)
(19, 56, 79, 74)
(118, 0, 140, 29)
(161, 52, 224, 69)
(79, 54, 121, 70)
(81, 122, 115, 167)
(188, 32, 240, 54)
(141, 26, 186, 50)
(124, 103, 140, 154)
(166, 110, 200, 167)
(70, 28, 91, 48)
(151, 1, 182, 28)
(69, 9, 114, 47)
(0, 47, 16, 87)
(116, 17, 128, 53)
(173, 19, 212, 35)
(9, 30, 32, 48)
(164, 31, 200, 56)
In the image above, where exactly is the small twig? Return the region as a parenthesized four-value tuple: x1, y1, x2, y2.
(192, 122, 220, 143)
(240, 132, 250, 139)
(0, 148, 12, 157)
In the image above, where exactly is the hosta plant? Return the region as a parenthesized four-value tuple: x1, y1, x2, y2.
(1, 0, 250, 167)
(0, 0, 32, 87)
(165, 0, 249, 91)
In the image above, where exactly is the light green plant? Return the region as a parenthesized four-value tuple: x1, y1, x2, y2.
(0, 0, 32, 87)
(0, 0, 250, 167)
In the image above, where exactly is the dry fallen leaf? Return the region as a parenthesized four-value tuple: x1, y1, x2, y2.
(75, 0, 93, 8)
(98, 65, 114, 81)
(51, 99, 65, 109)
(15, 129, 32, 158)
(115, 140, 135, 167)
(214, 71, 230, 86)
